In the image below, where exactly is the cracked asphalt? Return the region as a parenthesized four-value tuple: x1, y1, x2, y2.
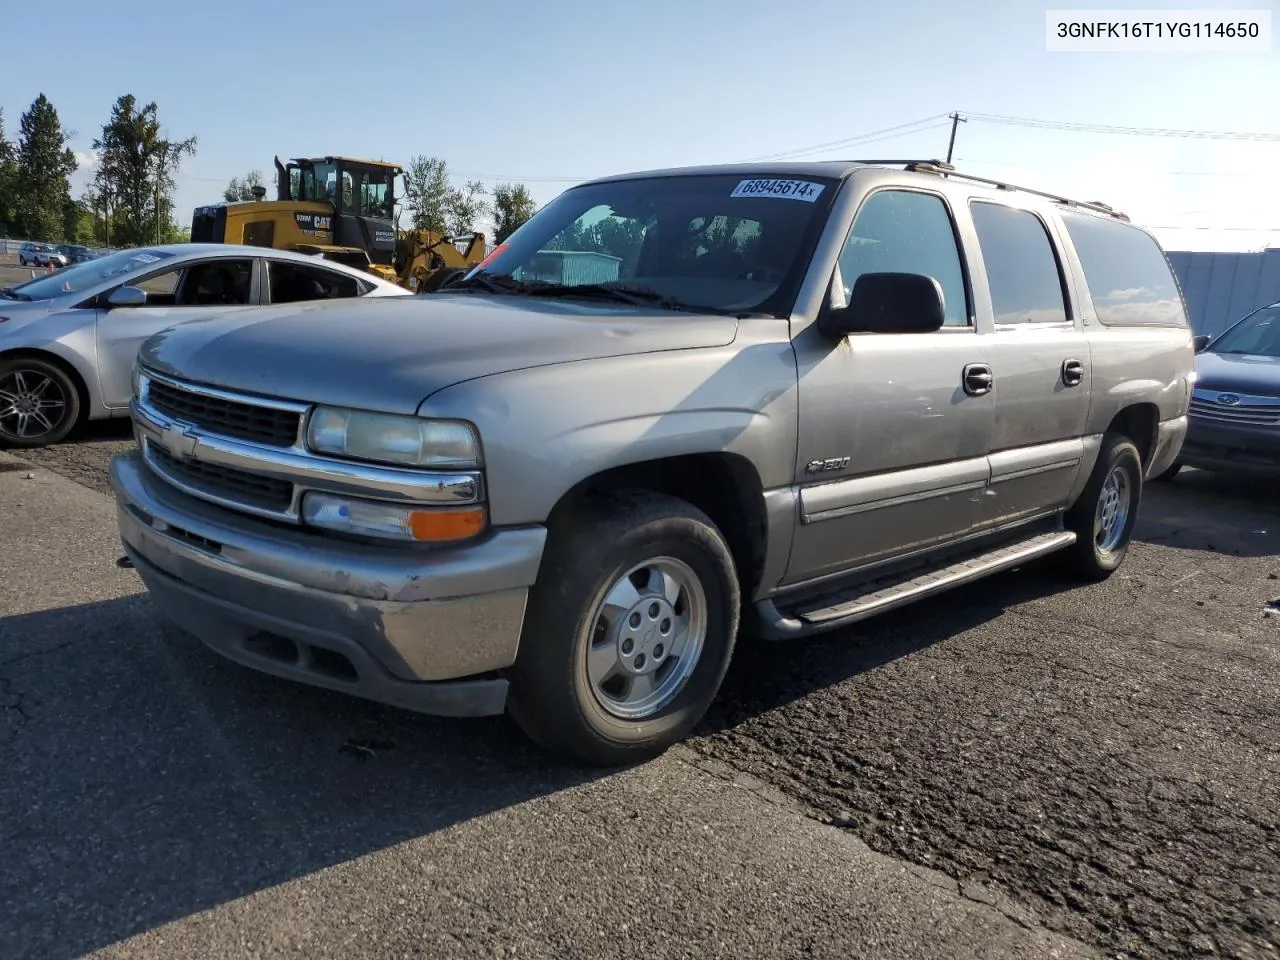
(2, 432, 1279, 960)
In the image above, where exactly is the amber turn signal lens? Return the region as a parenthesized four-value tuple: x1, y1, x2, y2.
(408, 506, 487, 542)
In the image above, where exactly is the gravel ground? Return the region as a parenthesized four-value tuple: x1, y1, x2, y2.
(6, 435, 1279, 960)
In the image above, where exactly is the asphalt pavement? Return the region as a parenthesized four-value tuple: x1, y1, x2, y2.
(0, 451, 1095, 960)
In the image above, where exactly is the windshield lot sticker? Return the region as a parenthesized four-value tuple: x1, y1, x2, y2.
(132, 254, 160, 263)
(730, 179, 825, 202)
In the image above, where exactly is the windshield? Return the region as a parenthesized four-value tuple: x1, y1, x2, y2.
(4, 248, 176, 301)
(1211, 305, 1280, 357)
(464, 172, 840, 316)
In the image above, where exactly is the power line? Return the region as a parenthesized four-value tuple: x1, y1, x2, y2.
(1146, 225, 1280, 232)
(963, 112, 1280, 142)
(953, 156, 1277, 177)
(737, 114, 951, 163)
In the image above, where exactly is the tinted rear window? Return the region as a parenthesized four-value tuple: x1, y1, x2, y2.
(1060, 212, 1186, 327)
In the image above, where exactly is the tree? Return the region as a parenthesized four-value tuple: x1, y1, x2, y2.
(0, 110, 18, 236)
(444, 179, 490, 236)
(491, 182, 537, 243)
(14, 94, 77, 241)
(223, 170, 264, 202)
(402, 155, 451, 233)
(92, 94, 196, 247)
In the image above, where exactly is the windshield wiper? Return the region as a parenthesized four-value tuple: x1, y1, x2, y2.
(522, 282, 692, 311)
(447, 271, 692, 311)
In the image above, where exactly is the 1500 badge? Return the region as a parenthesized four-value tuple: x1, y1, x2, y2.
(805, 456, 851, 474)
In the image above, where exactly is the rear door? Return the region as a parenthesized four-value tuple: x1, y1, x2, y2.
(966, 199, 1091, 528)
(262, 257, 369, 303)
(95, 257, 258, 408)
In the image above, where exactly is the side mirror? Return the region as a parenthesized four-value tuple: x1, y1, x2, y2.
(1192, 334, 1210, 353)
(818, 272, 946, 338)
(107, 286, 148, 308)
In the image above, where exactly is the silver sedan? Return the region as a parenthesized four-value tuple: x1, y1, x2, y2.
(0, 243, 410, 448)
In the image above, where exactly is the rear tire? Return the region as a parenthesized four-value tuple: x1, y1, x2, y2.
(0, 357, 82, 449)
(1059, 433, 1142, 582)
(507, 489, 740, 767)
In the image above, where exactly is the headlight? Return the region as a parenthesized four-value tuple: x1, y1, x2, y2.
(131, 361, 142, 400)
(306, 406, 480, 468)
(302, 492, 487, 543)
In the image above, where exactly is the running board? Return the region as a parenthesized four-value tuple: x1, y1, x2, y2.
(755, 530, 1076, 639)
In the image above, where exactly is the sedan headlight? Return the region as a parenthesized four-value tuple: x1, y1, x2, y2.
(131, 361, 143, 400)
(306, 407, 480, 468)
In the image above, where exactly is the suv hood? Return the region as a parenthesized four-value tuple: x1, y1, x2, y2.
(1195, 350, 1280, 396)
(139, 293, 740, 414)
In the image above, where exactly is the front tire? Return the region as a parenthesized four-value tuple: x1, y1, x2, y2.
(1151, 461, 1182, 482)
(507, 489, 740, 767)
(1059, 433, 1143, 581)
(0, 357, 82, 448)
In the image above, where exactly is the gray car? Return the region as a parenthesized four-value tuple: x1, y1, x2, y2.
(1155, 300, 1280, 480)
(0, 243, 409, 448)
(111, 160, 1193, 766)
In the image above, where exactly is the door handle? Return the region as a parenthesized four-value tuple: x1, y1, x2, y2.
(1062, 359, 1084, 387)
(963, 363, 993, 396)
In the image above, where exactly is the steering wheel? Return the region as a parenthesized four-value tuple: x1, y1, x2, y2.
(734, 265, 786, 284)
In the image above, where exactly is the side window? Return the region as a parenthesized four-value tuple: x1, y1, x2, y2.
(969, 202, 1069, 326)
(175, 259, 253, 306)
(835, 190, 969, 327)
(1059, 211, 1187, 327)
(135, 268, 182, 304)
(267, 260, 361, 303)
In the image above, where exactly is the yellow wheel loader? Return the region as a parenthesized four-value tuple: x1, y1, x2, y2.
(189, 155, 486, 292)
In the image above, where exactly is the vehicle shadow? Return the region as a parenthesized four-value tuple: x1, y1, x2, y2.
(1137, 467, 1280, 558)
(65, 417, 135, 444)
(0, 595, 600, 960)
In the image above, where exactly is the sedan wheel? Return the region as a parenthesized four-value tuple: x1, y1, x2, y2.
(0, 359, 81, 448)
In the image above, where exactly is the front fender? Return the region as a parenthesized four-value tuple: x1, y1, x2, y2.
(418, 323, 800, 527)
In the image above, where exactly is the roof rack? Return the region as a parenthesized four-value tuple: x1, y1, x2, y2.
(845, 159, 1129, 221)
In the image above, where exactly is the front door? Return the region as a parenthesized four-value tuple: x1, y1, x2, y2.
(966, 200, 1091, 528)
(784, 187, 996, 586)
(95, 258, 257, 408)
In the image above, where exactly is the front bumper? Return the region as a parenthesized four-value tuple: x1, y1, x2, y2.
(111, 450, 547, 717)
(1177, 417, 1280, 478)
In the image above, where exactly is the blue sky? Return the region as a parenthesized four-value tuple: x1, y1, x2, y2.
(3, 0, 1277, 251)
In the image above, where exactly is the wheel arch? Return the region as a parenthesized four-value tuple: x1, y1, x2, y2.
(1104, 402, 1159, 468)
(545, 451, 770, 599)
(0, 346, 95, 417)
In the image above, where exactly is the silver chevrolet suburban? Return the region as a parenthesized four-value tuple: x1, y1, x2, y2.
(110, 160, 1194, 766)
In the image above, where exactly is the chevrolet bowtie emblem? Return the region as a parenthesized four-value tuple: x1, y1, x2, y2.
(159, 422, 199, 460)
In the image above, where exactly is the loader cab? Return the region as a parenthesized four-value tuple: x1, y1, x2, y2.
(274, 155, 400, 268)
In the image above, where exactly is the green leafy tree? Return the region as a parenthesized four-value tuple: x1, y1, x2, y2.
(403, 155, 451, 233)
(491, 182, 537, 243)
(14, 94, 77, 241)
(223, 170, 264, 202)
(92, 94, 197, 247)
(0, 109, 19, 236)
(445, 179, 489, 236)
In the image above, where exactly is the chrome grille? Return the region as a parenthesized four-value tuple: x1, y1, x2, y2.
(147, 445, 294, 512)
(1189, 393, 1280, 427)
(146, 379, 301, 447)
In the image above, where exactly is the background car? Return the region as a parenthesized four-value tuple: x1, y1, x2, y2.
(56, 243, 96, 265)
(1154, 300, 1280, 481)
(17, 242, 55, 266)
(0, 243, 411, 448)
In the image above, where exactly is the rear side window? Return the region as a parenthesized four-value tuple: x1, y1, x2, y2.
(1059, 212, 1187, 327)
(969, 201, 1069, 326)
(267, 261, 362, 303)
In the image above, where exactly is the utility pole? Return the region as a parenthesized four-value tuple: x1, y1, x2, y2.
(946, 112, 967, 165)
